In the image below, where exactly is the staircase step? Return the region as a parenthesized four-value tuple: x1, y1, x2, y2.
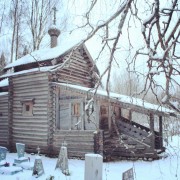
(127, 140, 137, 145)
(136, 145, 145, 150)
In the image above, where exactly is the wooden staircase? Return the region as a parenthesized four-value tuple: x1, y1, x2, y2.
(102, 117, 164, 161)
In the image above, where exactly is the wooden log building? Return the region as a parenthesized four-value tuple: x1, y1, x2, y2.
(0, 24, 177, 160)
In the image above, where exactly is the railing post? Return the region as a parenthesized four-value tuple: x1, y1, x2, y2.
(159, 116, 163, 149)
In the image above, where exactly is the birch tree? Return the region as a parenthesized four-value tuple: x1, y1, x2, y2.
(0, 52, 6, 75)
(9, 0, 26, 62)
(0, 2, 6, 35)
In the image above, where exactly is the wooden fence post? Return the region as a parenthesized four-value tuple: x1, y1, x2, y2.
(84, 154, 103, 180)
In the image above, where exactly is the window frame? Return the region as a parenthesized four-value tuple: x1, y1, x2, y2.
(57, 98, 84, 130)
(21, 98, 35, 116)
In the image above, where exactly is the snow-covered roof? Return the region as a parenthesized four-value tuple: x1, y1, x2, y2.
(0, 92, 8, 96)
(0, 78, 9, 87)
(4, 42, 84, 69)
(0, 66, 57, 79)
(57, 83, 176, 116)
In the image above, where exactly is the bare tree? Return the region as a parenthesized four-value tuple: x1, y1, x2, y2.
(9, 0, 26, 62)
(112, 70, 140, 97)
(0, 2, 6, 35)
(27, 0, 61, 50)
(0, 52, 6, 75)
(68, 0, 180, 112)
(0, 0, 68, 62)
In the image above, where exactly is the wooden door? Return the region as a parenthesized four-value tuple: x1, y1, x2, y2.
(59, 101, 71, 130)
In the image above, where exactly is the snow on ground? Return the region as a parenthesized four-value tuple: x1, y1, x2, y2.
(0, 136, 180, 180)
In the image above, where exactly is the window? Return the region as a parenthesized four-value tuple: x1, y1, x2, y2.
(26, 104, 30, 111)
(73, 103, 80, 116)
(58, 99, 83, 130)
(21, 98, 35, 116)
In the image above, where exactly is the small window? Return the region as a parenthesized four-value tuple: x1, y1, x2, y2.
(73, 103, 80, 116)
(21, 98, 35, 116)
(26, 104, 30, 111)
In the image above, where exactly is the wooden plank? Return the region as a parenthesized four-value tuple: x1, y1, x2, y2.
(12, 72, 48, 81)
(150, 113, 155, 150)
(13, 98, 48, 103)
(14, 91, 49, 96)
(13, 117, 48, 121)
(12, 106, 48, 112)
(12, 126, 48, 132)
(13, 87, 49, 94)
(13, 104, 48, 108)
(0, 93, 8, 148)
(13, 84, 48, 91)
(12, 139, 48, 146)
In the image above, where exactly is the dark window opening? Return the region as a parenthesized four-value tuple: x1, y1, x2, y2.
(26, 104, 30, 112)
(21, 99, 35, 116)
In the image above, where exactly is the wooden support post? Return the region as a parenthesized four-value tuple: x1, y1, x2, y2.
(119, 108, 122, 117)
(128, 109, 132, 122)
(93, 131, 103, 156)
(84, 154, 103, 180)
(149, 113, 155, 150)
(108, 104, 111, 132)
(159, 116, 163, 149)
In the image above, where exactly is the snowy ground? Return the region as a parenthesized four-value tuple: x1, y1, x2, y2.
(0, 136, 180, 180)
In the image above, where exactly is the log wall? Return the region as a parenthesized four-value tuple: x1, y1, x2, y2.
(0, 93, 9, 148)
(9, 72, 49, 153)
(53, 130, 95, 158)
(55, 49, 94, 88)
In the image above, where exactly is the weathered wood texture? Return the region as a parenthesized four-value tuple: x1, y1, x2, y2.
(102, 116, 160, 160)
(94, 130, 103, 156)
(53, 130, 95, 157)
(0, 93, 9, 147)
(9, 72, 49, 152)
(55, 49, 95, 88)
